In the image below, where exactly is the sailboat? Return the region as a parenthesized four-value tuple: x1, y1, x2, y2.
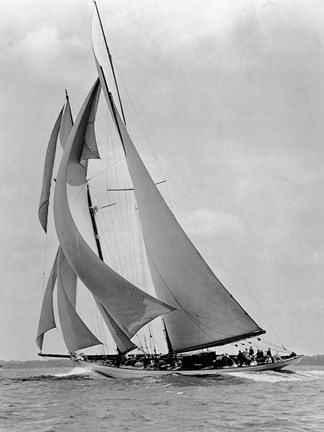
(36, 2, 302, 378)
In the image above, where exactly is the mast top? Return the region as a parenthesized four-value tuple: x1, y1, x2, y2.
(93, 0, 127, 125)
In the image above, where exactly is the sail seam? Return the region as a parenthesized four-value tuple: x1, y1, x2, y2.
(175, 329, 266, 353)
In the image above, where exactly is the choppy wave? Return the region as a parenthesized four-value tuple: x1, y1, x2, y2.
(228, 368, 324, 383)
(54, 366, 91, 377)
(2, 366, 324, 432)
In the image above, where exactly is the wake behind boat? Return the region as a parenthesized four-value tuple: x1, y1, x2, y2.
(36, 2, 302, 378)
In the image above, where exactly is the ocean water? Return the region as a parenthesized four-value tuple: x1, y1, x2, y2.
(1, 365, 323, 432)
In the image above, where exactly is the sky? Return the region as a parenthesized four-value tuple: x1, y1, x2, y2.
(1, 0, 324, 360)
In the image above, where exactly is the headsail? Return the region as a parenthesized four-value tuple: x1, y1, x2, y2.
(56, 249, 102, 352)
(53, 78, 175, 351)
(94, 57, 265, 353)
(38, 108, 63, 232)
(95, 303, 137, 353)
(36, 248, 59, 351)
(59, 95, 73, 149)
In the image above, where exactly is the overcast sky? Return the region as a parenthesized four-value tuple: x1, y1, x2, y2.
(1, 0, 324, 360)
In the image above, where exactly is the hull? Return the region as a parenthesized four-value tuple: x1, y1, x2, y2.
(77, 355, 303, 379)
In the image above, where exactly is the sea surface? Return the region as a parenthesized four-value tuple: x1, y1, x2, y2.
(1, 364, 323, 432)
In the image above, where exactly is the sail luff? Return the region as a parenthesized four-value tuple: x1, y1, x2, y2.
(38, 107, 63, 232)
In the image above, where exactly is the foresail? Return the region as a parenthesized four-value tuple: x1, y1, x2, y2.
(81, 84, 101, 161)
(59, 97, 73, 149)
(57, 249, 102, 352)
(95, 303, 137, 353)
(36, 248, 59, 351)
(54, 79, 175, 351)
(38, 108, 63, 232)
(95, 59, 265, 353)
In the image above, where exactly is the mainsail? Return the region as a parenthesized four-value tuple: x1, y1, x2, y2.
(34, 5, 304, 377)
(94, 56, 265, 353)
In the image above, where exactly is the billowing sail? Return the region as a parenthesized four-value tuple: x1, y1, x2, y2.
(54, 79, 175, 351)
(38, 108, 63, 232)
(36, 248, 59, 350)
(96, 60, 265, 353)
(59, 97, 73, 149)
(57, 249, 102, 352)
(95, 303, 136, 353)
(81, 84, 101, 161)
(37, 95, 80, 352)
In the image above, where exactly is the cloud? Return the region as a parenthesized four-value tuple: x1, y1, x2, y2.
(18, 27, 60, 57)
(2, 0, 324, 359)
(181, 208, 245, 237)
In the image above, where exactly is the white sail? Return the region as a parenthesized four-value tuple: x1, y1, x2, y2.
(57, 249, 102, 352)
(59, 97, 73, 149)
(36, 248, 59, 350)
(95, 58, 264, 353)
(95, 303, 137, 353)
(80, 84, 101, 161)
(54, 78, 175, 350)
(38, 108, 63, 232)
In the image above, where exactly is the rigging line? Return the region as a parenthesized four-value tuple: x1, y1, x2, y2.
(136, 211, 150, 292)
(110, 71, 252, 315)
(257, 338, 288, 351)
(87, 157, 125, 182)
(111, 67, 265, 331)
(119, 175, 137, 279)
(65, 93, 109, 138)
(109, 57, 278, 338)
(112, 66, 174, 206)
(106, 118, 129, 274)
(41, 227, 50, 294)
(125, 189, 137, 283)
(143, 242, 237, 345)
(188, 316, 260, 336)
(88, 184, 123, 272)
(93, 0, 126, 125)
(124, 172, 140, 282)
(134, 213, 159, 353)
(125, 175, 143, 285)
(93, 109, 124, 273)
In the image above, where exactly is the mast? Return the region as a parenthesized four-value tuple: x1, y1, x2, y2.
(93, 4, 181, 354)
(93, 0, 126, 125)
(64, 89, 74, 125)
(86, 183, 104, 262)
(162, 319, 174, 354)
(66, 83, 103, 264)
